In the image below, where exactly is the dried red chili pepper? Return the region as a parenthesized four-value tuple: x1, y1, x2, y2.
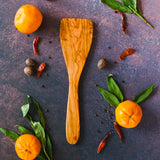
(37, 62, 46, 78)
(116, 10, 127, 34)
(33, 37, 39, 56)
(119, 48, 134, 60)
(114, 122, 123, 142)
(97, 131, 112, 153)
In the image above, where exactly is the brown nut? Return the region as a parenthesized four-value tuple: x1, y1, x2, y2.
(25, 58, 36, 66)
(24, 67, 34, 76)
(97, 58, 107, 69)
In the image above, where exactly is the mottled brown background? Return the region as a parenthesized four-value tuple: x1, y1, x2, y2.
(0, 0, 160, 160)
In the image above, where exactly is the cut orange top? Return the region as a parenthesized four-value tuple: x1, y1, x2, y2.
(15, 134, 41, 160)
(115, 100, 143, 128)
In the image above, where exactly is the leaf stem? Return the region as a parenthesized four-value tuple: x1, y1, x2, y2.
(128, 6, 152, 28)
(43, 146, 51, 160)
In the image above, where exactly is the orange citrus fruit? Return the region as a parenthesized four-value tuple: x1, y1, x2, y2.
(115, 100, 143, 128)
(14, 4, 43, 34)
(15, 134, 41, 160)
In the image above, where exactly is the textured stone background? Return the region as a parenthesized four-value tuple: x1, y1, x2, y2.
(0, 0, 160, 160)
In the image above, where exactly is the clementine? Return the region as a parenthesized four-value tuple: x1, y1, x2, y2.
(14, 4, 43, 34)
(115, 100, 143, 128)
(15, 134, 41, 160)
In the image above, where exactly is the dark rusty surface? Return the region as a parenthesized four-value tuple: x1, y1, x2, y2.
(0, 0, 160, 160)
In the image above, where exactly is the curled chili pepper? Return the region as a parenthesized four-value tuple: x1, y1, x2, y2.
(33, 37, 39, 56)
(114, 122, 123, 142)
(119, 48, 134, 60)
(116, 10, 127, 34)
(37, 62, 46, 78)
(97, 132, 112, 153)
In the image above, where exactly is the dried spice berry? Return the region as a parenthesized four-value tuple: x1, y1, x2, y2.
(25, 58, 36, 66)
(97, 58, 107, 69)
(24, 67, 34, 76)
(41, 85, 45, 88)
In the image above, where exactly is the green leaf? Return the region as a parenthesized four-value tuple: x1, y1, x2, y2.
(0, 128, 19, 141)
(46, 133, 53, 160)
(21, 104, 30, 118)
(38, 151, 47, 160)
(32, 99, 45, 129)
(121, 0, 137, 10)
(31, 121, 50, 160)
(107, 74, 123, 102)
(101, 0, 152, 28)
(31, 121, 46, 146)
(16, 125, 34, 135)
(128, 5, 152, 28)
(101, 0, 132, 13)
(97, 86, 120, 108)
(21, 95, 52, 160)
(133, 84, 155, 104)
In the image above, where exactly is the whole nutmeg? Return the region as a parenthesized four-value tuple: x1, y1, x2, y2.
(97, 58, 107, 69)
(25, 58, 36, 66)
(24, 67, 34, 76)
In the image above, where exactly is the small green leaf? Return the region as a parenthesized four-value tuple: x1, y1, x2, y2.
(21, 104, 30, 118)
(32, 99, 45, 129)
(133, 84, 155, 104)
(97, 86, 120, 108)
(121, 0, 137, 10)
(46, 133, 53, 160)
(107, 74, 123, 102)
(101, 0, 132, 13)
(16, 125, 34, 135)
(0, 128, 19, 141)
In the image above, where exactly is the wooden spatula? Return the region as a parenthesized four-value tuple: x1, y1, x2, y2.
(60, 18, 93, 144)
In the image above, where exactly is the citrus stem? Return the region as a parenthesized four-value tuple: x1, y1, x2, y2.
(128, 6, 153, 28)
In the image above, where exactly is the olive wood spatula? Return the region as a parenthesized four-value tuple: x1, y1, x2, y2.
(60, 18, 93, 144)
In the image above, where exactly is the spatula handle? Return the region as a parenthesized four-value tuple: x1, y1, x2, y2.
(66, 82, 80, 144)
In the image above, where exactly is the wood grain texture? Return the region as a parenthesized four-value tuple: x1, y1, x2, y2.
(60, 18, 93, 144)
